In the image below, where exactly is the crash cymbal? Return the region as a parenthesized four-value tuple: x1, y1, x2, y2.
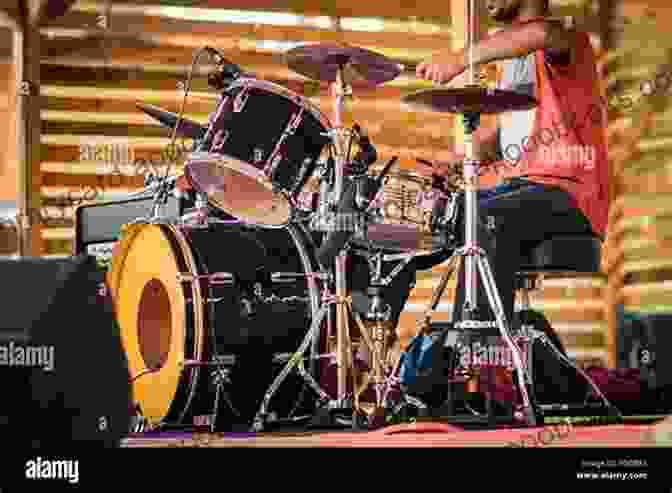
(403, 85, 538, 114)
(285, 43, 402, 85)
(136, 102, 207, 140)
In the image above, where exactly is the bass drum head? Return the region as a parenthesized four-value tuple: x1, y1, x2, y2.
(108, 223, 201, 427)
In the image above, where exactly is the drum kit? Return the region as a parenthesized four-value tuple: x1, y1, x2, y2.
(108, 32, 567, 433)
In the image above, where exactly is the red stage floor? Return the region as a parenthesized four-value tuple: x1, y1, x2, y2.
(122, 421, 671, 448)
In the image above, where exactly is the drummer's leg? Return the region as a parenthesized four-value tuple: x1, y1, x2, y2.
(458, 179, 594, 325)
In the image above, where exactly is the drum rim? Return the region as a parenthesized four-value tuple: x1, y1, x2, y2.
(230, 77, 332, 131)
(185, 152, 292, 228)
(109, 222, 206, 427)
(164, 223, 207, 424)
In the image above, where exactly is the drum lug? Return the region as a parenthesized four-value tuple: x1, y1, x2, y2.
(211, 129, 231, 152)
(184, 297, 231, 305)
(264, 153, 283, 180)
(177, 272, 235, 285)
(182, 354, 236, 367)
(286, 109, 303, 135)
(253, 147, 266, 164)
(182, 297, 227, 305)
(180, 207, 209, 228)
(233, 87, 250, 112)
(263, 108, 304, 179)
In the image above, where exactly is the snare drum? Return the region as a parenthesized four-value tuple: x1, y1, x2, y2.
(354, 172, 446, 252)
(186, 78, 332, 228)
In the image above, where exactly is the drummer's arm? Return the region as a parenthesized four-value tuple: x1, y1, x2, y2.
(464, 19, 572, 66)
(473, 122, 499, 164)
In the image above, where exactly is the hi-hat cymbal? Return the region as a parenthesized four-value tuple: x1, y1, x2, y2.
(285, 43, 402, 85)
(403, 85, 538, 114)
(136, 102, 207, 140)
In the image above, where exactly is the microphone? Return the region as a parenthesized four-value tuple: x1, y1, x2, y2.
(348, 124, 378, 210)
(352, 124, 377, 169)
(204, 46, 233, 67)
(204, 46, 244, 90)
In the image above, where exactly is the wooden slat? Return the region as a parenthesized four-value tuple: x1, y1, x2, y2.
(622, 281, 672, 312)
(71, 0, 453, 21)
(41, 172, 143, 188)
(43, 43, 282, 68)
(619, 170, 672, 195)
(0, 28, 13, 60)
(0, 59, 17, 200)
(43, 11, 453, 51)
(0, 1, 21, 28)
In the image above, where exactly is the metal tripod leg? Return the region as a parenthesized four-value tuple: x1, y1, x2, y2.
(251, 306, 330, 432)
(470, 249, 539, 426)
(529, 330, 621, 417)
(210, 369, 240, 433)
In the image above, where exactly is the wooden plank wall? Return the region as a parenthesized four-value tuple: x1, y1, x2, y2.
(17, 0, 651, 366)
(603, 7, 672, 367)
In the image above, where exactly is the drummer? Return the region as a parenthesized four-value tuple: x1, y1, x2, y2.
(415, 0, 608, 326)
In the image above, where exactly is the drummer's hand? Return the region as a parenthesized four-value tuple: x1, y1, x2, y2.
(416, 51, 466, 85)
(175, 173, 192, 192)
(416, 155, 464, 178)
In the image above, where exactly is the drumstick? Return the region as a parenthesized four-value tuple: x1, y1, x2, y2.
(397, 61, 419, 74)
(397, 62, 488, 84)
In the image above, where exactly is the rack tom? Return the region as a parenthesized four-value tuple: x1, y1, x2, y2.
(186, 78, 332, 228)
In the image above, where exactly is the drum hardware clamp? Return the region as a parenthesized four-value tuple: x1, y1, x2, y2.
(177, 272, 235, 285)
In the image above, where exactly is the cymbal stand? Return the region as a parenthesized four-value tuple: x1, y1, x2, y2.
(251, 67, 358, 430)
(327, 63, 356, 410)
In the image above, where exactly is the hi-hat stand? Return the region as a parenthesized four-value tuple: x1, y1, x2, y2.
(445, 110, 539, 427)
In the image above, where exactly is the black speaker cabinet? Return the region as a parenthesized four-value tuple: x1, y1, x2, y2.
(0, 254, 132, 447)
(617, 309, 672, 412)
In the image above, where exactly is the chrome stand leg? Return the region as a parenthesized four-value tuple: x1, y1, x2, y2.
(531, 330, 621, 417)
(210, 367, 239, 433)
(251, 306, 330, 432)
(334, 252, 352, 408)
(287, 223, 323, 416)
(472, 250, 537, 425)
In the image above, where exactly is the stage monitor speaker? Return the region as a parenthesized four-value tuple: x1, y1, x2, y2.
(0, 254, 132, 447)
(617, 309, 672, 412)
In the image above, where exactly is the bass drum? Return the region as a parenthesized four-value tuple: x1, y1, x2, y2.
(107, 221, 321, 431)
